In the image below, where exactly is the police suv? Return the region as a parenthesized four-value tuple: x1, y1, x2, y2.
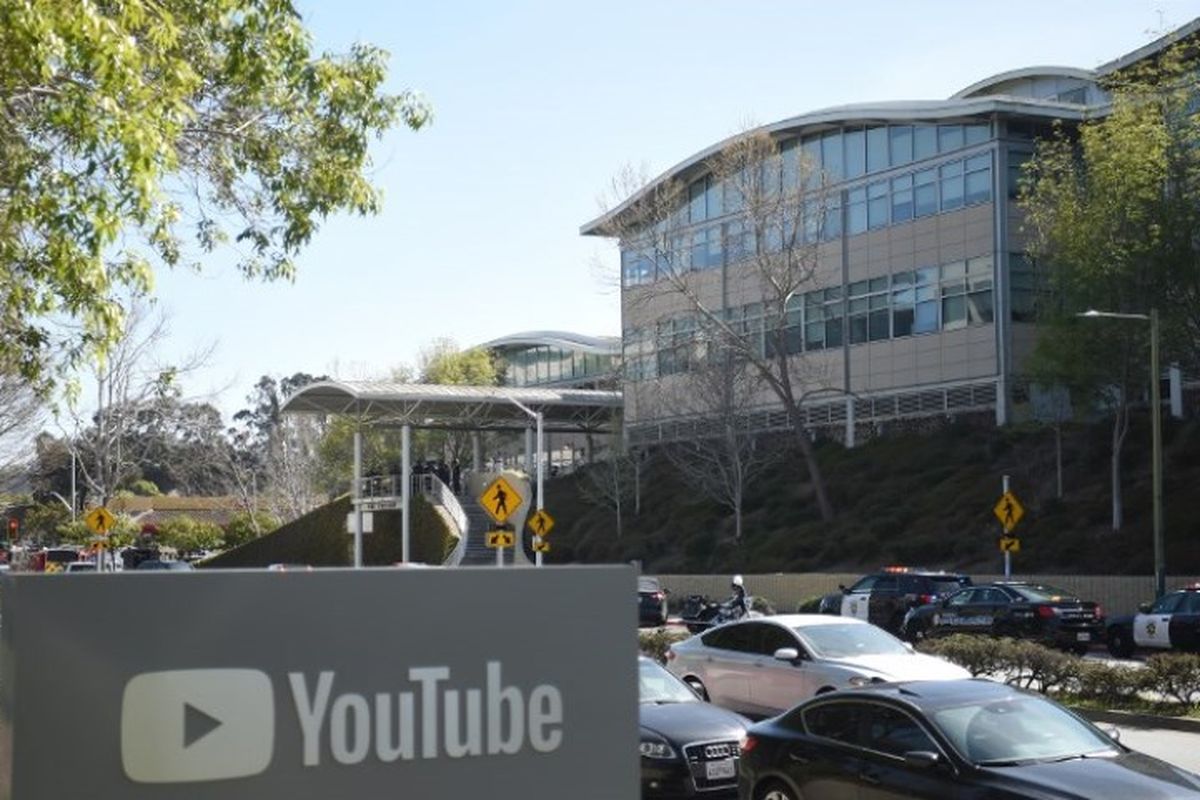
(818, 567, 972, 635)
(1106, 585, 1200, 658)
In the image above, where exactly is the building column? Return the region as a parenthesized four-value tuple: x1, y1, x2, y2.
(471, 431, 483, 472)
(401, 424, 411, 564)
(353, 429, 363, 568)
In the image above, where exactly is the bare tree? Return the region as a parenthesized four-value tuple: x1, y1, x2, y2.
(0, 372, 44, 479)
(263, 415, 326, 522)
(578, 431, 639, 540)
(597, 129, 838, 520)
(659, 347, 781, 542)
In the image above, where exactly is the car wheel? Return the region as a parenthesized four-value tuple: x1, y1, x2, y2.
(1107, 628, 1135, 659)
(684, 677, 708, 701)
(757, 779, 797, 800)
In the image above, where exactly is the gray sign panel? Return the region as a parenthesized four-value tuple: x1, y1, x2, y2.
(0, 566, 637, 799)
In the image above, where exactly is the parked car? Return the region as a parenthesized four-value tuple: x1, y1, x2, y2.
(738, 678, 1200, 800)
(901, 582, 1104, 654)
(135, 559, 195, 571)
(63, 562, 97, 573)
(639, 577, 669, 627)
(665, 615, 968, 718)
(819, 567, 973, 634)
(637, 656, 749, 797)
(1106, 584, 1200, 658)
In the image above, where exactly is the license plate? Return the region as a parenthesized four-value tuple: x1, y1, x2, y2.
(1077, 632, 1091, 642)
(705, 759, 735, 780)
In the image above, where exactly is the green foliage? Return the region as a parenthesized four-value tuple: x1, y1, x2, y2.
(419, 340, 498, 385)
(223, 510, 281, 549)
(638, 628, 689, 664)
(57, 512, 140, 545)
(156, 515, 224, 554)
(127, 479, 161, 497)
(1145, 653, 1200, 705)
(1074, 660, 1148, 703)
(795, 595, 823, 613)
(0, 1, 430, 387)
(22, 502, 70, 544)
(916, 634, 1011, 677)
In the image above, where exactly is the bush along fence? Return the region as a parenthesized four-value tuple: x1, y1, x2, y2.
(638, 629, 1200, 717)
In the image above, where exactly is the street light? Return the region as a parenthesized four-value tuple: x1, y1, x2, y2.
(1078, 308, 1164, 597)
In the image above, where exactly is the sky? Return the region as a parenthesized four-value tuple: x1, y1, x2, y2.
(147, 0, 1200, 419)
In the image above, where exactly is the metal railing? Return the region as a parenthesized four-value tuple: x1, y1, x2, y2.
(353, 474, 470, 565)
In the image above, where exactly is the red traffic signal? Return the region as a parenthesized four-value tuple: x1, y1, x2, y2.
(6, 517, 17, 540)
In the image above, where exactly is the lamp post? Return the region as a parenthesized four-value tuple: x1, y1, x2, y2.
(1079, 308, 1164, 597)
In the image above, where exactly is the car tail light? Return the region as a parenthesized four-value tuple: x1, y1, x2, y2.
(740, 735, 758, 754)
(1036, 605, 1057, 619)
(918, 593, 936, 604)
(1095, 605, 1104, 619)
(653, 592, 665, 601)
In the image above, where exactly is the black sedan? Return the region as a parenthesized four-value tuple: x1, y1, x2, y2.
(738, 679, 1200, 800)
(639, 577, 670, 627)
(901, 582, 1103, 654)
(638, 657, 749, 797)
(1106, 585, 1200, 658)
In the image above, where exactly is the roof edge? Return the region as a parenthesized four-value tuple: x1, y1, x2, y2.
(950, 66, 1096, 99)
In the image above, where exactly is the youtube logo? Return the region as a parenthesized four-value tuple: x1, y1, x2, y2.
(121, 669, 275, 783)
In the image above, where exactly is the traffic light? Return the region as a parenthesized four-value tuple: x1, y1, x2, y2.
(6, 517, 17, 540)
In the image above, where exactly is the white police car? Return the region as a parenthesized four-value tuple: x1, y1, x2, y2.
(1106, 585, 1200, 657)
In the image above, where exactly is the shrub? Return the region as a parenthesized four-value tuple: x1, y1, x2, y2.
(751, 596, 776, 615)
(1145, 653, 1200, 706)
(1074, 660, 1146, 702)
(639, 629, 689, 664)
(1002, 639, 1079, 694)
(917, 634, 1010, 677)
(795, 595, 823, 614)
(224, 511, 282, 549)
(157, 515, 224, 554)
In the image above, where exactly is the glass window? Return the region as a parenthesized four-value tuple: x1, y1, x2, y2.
(705, 177, 723, 218)
(823, 197, 842, 240)
(940, 160, 964, 211)
(913, 266, 938, 333)
(867, 181, 889, 230)
(724, 220, 749, 264)
(889, 125, 913, 166)
(942, 295, 967, 330)
(847, 186, 867, 235)
(867, 126, 889, 173)
(891, 174, 913, 223)
(1151, 592, 1186, 615)
(892, 271, 915, 337)
(804, 702, 864, 746)
(759, 624, 800, 656)
(781, 138, 799, 190)
(965, 153, 992, 205)
(689, 178, 707, 222)
(914, 125, 937, 160)
(938, 124, 964, 152)
(1008, 150, 1032, 200)
(863, 707, 939, 757)
(914, 169, 937, 217)
(821, 132, 844, 182)
(946, 589, 978, 607)
(802, 136, 822, 190)
(965, 122, 990, 145)
(844, 128, 866, 178)
(795, 623, 911, 658)
(932, 695, 1118, 765)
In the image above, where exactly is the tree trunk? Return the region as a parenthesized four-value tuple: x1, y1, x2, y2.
(785, 406, 834, 522)
(734, 502, 743, 543)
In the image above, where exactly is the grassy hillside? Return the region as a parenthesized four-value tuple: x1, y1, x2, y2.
(544, 413, 1200, 575)
(202, 494, 456, 568)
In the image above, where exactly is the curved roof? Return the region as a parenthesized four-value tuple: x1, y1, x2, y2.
(580, 96, 1087, 236)
(950, 66, 1096, 99)
(281, 380, 621, 433)
(479, 330, 620, 355)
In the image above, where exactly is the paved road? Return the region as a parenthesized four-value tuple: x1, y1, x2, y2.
(1112, 723, 1200, 773)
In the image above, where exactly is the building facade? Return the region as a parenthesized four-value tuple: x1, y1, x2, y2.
(581, 21, 1198, 446)
(480, 331, 620, 390)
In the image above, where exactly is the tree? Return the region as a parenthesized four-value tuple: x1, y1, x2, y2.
(1020, 44, 1200, 530)
(156, 515, 224, 555)
(224, 510, 281, 549)
(417, 339, 499, 468)
(0, 1, 431, 388)
(659, 348, 781, 542)
(0, 372, 43, 476)
(578, 435, 639, 541)
(598, 130, 837, 521)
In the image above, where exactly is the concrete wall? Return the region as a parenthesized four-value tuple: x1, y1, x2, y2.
(654, 573, 1200, 618)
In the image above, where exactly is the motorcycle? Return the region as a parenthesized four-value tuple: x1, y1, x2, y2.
(679, 593, 760, 633)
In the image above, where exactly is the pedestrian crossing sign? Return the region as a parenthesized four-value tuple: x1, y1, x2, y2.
(993, 490, 1024, 533)
(527, 509, 555, 537)
(479, 476, 522, 525)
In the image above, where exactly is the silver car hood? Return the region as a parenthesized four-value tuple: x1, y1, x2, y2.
(817, 652, 970, 681)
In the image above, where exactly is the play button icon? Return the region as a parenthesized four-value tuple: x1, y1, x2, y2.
(184, 702, 223, 748)
(121, 669, 274, 783)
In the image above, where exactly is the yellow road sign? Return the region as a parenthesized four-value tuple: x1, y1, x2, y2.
(486, 530, 515, 548)
(479, 476, 522, 525)
(999, 536, 1020, 554)
(84, 506, 116, 535)
(527, 509, 555, 537)
(993, 491, 1024, 533)
(533, 538, 550, 554)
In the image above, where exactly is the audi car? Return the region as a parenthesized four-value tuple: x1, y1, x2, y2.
(1107, 585, 1200, 658)
(738, 679, 1200, 800)
(665, 615, 968, 719)
(819, 567, 973, 635)
(637, 656, 750, 797)
(901, 582, 1104, 654)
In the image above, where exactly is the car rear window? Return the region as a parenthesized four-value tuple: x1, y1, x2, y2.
(638, 578, 661, 592)
(1010, 584, 1079, 603)
(929, 577, 972, 594)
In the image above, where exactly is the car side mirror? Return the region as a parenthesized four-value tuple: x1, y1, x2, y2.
(903, 751, 941, 770)
(1139, 602, 1152, 613)
(1101, 726, 1121, 743)
(903, 642, 915, 652)
(773, 647, 801, 663)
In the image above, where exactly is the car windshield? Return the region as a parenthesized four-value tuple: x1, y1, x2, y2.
(1010, 584, 1078, 603)
(639, 661, 698, 704)
(638, 578, 661, 593)
(931, 695, 1118, 765)
(794, 623, 911, 658)
(931, 578, 971, 594)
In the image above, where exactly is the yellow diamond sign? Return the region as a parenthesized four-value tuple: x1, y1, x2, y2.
(527, 509, 555, 537)
(84, 506, 116, 535)
(486, 530, 515, 548)
(479, 476, 522, 525)
(993, 491, 1024, 533)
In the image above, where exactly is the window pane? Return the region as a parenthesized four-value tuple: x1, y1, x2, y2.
(914, 125, 937, 160)
(869, 309, 890, 340)
(968, 290, 994, 323)
(942, 295, 967, 329)
(849, 314, 868, 344)
(940, 161, 964, 211)
(845, 128, 866, 178)
(863, 707, 937, 757)
(889, 125, 913, 166)
(867, 181, 888, 229)
(781, 139, 799, 190)
(706, 177, 723, 218)
(802, 136, 822, 190)
(965, 163, 992, 205)
(823, 199, 842, 240)
(893, 306, 914, 337)
(822, 132, 844, 182)
(914, 300, 938, 333)
(867, 126, 888, 172)
(847, 188, 867, 234)
(690, 179, 707, 222)
(914, 169, 937, 216)
(965, 122, 990, 145)
(938, 124, 964, 152)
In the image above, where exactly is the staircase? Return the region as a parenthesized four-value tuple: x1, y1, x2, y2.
(458, 501, 500, 565)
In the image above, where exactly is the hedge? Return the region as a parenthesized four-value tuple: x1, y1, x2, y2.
(201, 494, 456, 568)
(639, 629, 690, 664)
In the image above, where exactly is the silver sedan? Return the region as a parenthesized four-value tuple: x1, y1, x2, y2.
(665, 614, 969, 718)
